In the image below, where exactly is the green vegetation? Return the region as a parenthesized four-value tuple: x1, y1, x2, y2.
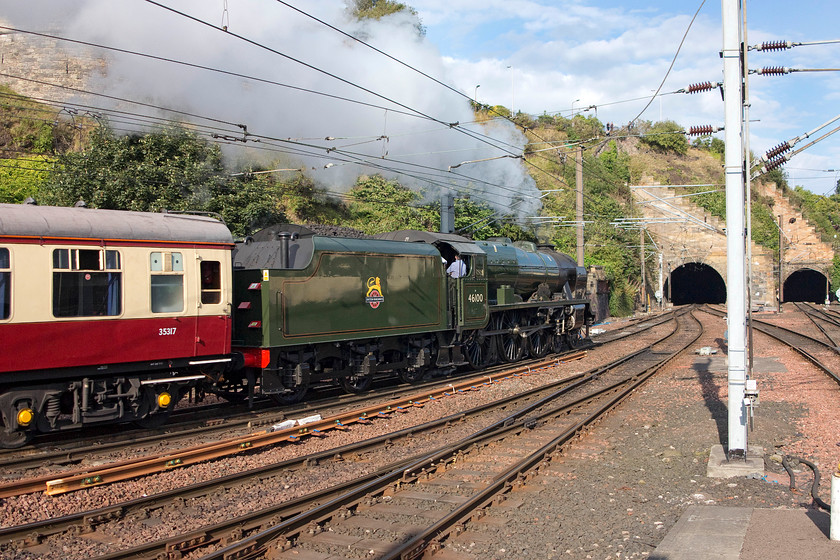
(0, 86, 79, 203)
(638, 120, 689, 155)
(0, 155, 53, 203)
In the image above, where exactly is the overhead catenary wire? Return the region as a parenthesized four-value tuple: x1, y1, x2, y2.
(0, 17, 671, 208)
(752, 123, 840, 178)
(750, 38, 840, 51)
(755, 113, 840, 165)
(273, 1, 470, 103)
(0, 73, 537, 207)
(141, 0, 532, 160)
(0, 25, 427, 124)
(628, 0, 707, 127)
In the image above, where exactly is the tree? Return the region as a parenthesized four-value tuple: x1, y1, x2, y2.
(41, 124, 289, 236)
(0, 156, 53, 203)
(205, 173, 287, 238)
(555, 114, 603, 142)
(345, 175, 436, 234)
(639, 120, 688, 155)
(44, 126, 225, 211)
(350, 0, 426, 36)
(452, 197, 535, 242)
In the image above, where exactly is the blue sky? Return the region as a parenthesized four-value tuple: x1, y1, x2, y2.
(411, 0, 840, 194)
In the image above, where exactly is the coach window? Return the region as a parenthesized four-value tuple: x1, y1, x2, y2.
(0, 248, 9, 320)
(200, 260, 221, 304)
(150, 252, 184, 313)
(52, 248, 122, 317)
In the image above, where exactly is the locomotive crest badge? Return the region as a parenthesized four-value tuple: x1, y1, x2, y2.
(365, 276, 384, 309)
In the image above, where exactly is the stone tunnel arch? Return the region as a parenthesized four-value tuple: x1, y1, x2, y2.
(665, 262, 727, 305)
(783, 268, 830, 303)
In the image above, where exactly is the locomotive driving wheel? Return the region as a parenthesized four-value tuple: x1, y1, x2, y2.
(464, 330, 494, 369)
(496, 311, 524, 363)
(526, 317, 550, 358)
(549, 331, 565, 354)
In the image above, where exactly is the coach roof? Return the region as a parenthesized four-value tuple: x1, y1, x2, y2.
(0, 203, 233, 244)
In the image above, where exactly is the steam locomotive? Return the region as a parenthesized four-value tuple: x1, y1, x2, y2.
(0, 203, 591, 447)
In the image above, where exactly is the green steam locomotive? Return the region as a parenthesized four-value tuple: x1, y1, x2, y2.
(231, 225, 591, 404)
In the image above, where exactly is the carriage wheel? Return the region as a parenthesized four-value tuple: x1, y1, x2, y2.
(268, 358, 310, 405)
(134, 407, 173, 429)
(134, 385, 178, 429)
(0, 426, 31, 449)
(398, 369, 425, 384)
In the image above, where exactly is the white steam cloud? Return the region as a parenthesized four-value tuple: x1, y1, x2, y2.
(0, 0, 543, 219)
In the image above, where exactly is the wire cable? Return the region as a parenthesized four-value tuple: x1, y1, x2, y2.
(629, 0, 706, 127)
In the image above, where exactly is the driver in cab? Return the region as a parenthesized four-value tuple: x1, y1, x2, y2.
(446, 254, 466, 278)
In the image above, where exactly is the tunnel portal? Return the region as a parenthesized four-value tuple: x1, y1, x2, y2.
(783, 268, 830, 303)
(667, 262, 727, 305)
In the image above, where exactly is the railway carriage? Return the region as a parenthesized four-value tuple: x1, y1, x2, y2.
(0, 203, 234, 447)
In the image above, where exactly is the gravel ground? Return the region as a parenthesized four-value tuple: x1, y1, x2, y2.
(2, 306, 838, 559)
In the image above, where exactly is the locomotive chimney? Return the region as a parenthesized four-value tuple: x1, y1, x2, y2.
(278, 231, 292, 269)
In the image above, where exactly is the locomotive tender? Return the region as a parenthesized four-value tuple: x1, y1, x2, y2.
(0, 204, 591, 447)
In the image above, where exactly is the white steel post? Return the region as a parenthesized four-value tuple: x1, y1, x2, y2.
(722, 0, 748, 459)
(659, 253, 664, 310)
(832, 467, 840, 540)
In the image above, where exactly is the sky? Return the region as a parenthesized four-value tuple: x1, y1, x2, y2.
(411, 0, 840, 195)
(0, 0, 838, 206)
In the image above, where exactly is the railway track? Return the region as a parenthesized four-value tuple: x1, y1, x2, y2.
(1, 308, 675, 474)
(0, 352, 603, 551)
(590, 308, 675, 345)
(195, 309, 701, 560)
(0, 345, 606, 476)
(0, 312, 687, 559)
(794, 302, 840, 349)
(21, 309, 699, 560)
(0, 352, 592, 499)
(705, 305, 840, 387)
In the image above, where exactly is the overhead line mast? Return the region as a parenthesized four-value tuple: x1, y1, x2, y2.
(721, 0, 749, 461)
